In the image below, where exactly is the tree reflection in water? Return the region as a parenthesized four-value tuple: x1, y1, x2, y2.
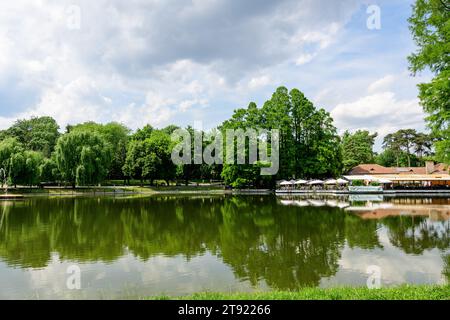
(0, 196, 448, 289)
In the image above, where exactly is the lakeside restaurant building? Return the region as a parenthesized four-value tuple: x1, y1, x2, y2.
(345, 161, 450, 189)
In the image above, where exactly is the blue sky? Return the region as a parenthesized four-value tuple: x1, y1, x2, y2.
(0, 0, 430, 149)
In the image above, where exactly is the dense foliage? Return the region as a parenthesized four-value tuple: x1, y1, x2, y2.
(221, 87, 343, 187)
(342, 130, 377, 172)
(376, 129, 434, 167)
(408, 0, 450, 164)
(0, 83, 445, 188)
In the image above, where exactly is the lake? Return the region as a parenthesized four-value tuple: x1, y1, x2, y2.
(0, 195, 448, 299)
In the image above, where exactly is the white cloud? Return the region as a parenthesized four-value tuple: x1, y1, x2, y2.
(248, 75, 271, 89)
(368, 75, 397, 94)
(331, 91, 426, 140)
(295, 53, 316, 66)
(0, 0, 425, 135)
(0, 0, 363, 129)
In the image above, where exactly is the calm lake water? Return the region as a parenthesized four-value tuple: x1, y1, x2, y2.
(0, 195, 448, 299)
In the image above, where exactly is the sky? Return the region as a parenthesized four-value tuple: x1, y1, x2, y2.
(0, 0, 431, 149)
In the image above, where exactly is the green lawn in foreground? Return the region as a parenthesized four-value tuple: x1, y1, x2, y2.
(152, 285, 450, 300)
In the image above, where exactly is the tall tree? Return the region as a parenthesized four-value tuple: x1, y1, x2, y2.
(123, 130, 176, 185)
(413, 132, 433, 159)
(397, 129, 418, 167)
(380, 129, 433, 167)
(220, 87, 343, 187)
(0, 138, 24, 187)
(408, 0, 450, 164)
(288, 89, 342, 178)
(382, 132, 403, 167)
(342, 130, 377, 172)
(260, 87, 295, 179)
(8, 151, 44, 187)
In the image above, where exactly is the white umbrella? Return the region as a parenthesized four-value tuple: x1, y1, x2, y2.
(280, 200, 295, 206)
(326, 200, 338, 207)
(308, 180, 324, 185)
(324, 179, 337, 185)
(308, 200, 325, 206)
(294, 200, 310, 207)
(294, 179, 308, 185)
(336, 178, 349, 184)
(337, 202, 350, 209)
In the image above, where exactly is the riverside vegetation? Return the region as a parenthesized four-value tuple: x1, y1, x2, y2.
(0, 0, 448, 189)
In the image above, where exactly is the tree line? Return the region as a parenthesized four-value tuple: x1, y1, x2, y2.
(341, 128, 438, 173)
(0, 0, 447, 189)
(0, 87, 445, 189)
(0, 87, 344, 188)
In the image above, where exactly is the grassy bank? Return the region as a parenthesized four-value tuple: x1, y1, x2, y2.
(153, 285, 450, 300)
(1, 184, 228, 196)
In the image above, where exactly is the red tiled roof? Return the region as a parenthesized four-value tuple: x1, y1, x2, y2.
(434, 163, 449, 174)
(394, 167, 426, 174)
(347, 164, 395, 175)
(348, 163, 449, 175)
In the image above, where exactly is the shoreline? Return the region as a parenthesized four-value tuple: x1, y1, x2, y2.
(1, 186, 450, 198)
(0, 187, 274, 198)
(149, 285, 450, 300)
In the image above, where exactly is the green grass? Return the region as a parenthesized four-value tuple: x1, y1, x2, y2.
(1, 184, 227, 196)
(150, 285, 450, 300)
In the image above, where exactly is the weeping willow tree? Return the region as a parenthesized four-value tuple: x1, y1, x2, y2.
(55, 130, 110, 187)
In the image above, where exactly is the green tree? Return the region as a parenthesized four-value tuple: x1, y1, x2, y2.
(0, 138, 22, 171)
(8, 151, 44, 187)
(132, 125, 154, 141)
(382, 132, 403, 166)
(55, 131, 110, 187)
(161, 125, 180, 136)
(342, 130, 377, 172)
(6, 117, 60, 157)
(287, 88, 342, 178)
(8, 152, 25, 187)
(122, 139, 146, 183)
(381, 129, 433, 167)
(413, 132, 433, 160)
(144, 130, 176, 185)
(260, 87, 295, 179)
(39, 157, 60, 183)
(0, 138, 24, 186)
(68, 122, 131, 179)
(220, 87, 343, 187)
(397, 129, 418, 167)
(22, 151, 44, 187)
(375, 149, 398, 167)
(408, 0, 450, 164)
(123, 130, 176, 185)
